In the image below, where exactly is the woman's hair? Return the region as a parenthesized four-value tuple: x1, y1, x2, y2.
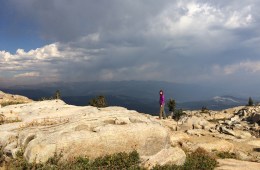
(159, 90, 163, 94)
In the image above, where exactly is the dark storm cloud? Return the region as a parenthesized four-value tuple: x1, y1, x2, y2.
(1, 0, 260, 87)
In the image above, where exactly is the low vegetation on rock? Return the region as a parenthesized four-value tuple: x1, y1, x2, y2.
(216, 151, 237, 159)
(1, 149, 219, 170)
(1, 91, 260, 169)
(0, 115, 22, 125)
(152, 148, 218, 170)
(89, 95, 107, 108)
(0, 146, 4, 167)
(173, 109, 186, 121)
(3, 150, 141, 170)
(0, 101, 27, 107)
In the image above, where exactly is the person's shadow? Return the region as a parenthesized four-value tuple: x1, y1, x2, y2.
(253, 148, 260, 152)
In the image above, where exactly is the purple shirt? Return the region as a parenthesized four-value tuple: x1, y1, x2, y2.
(160, 94, 165, 105)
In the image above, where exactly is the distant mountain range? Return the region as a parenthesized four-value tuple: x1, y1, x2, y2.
(179, 96, 247, 111)
(0, 81, 254, 115)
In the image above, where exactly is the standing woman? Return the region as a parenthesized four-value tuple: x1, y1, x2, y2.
(159, 90, 166, 119)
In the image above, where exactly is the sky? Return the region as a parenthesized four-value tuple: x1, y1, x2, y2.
(1, 0, 260, 93)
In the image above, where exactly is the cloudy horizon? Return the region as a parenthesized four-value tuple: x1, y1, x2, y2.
(1, 0, 260, 95)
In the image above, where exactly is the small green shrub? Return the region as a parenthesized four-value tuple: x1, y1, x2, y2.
(152, 164, 182, 170)
(54, 90, 61, 99)
(39, 97, 54, 101)
(173, 109, 186, 121)
(93, 150, 140, 169)
(2, 148, 219, 170)
(201, 106, 209, 113)
(71, 156, 91, 169)
(89, 95, 107, 108)
(216, 152, 237, 159)
(0, 146, 4, 166)
(167, 98, 176, 112)
(4, 150, 141, 170)
(183, 148, 218, 170)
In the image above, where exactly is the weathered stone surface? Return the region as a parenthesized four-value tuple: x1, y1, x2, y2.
(212, 133, 237, 140)
(220, 126, 236, 136)
(218, 126, 252, 139)
(235, 130, 252, 139)
(216, 159, 260, 170)
(181, 116, 215, 130)
(0, 131, 17, 146)
(24, 122, 168, 163)
(142, 147, 186, 169)
(2, 93, 260, 168)
(186, 129, 209, 137)
(197, 140, 234, 152)
(169, 132, 190, 146)
(0, 100, 171, 164)
(0, 91, 32, 105)
(235, 151, 252, 161)
(247, 140, 260, 147)
(251, 113, 260, 124)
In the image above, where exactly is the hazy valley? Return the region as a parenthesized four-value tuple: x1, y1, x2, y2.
(1, 81, 256, 115)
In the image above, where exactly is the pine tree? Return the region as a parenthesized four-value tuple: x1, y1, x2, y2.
(167, 98, 176, 118)
(167, 98, 176, 112)
(54, 90, 61, 99)
(248, 97, 254, 106)
(89, 95, 107, 108)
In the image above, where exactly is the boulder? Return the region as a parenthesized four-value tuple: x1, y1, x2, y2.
(0, 91, 32, 106)
(235, 151, 252, 161)
(231, 115, 240, 122)
(251, 113, 260, 124)
(169, 132, 190, 146)
(182, 116, 214, 130)
(0, 131, 17, 146)
(219, 126, 237, 136)
(24, 122, 169, 163)
(219, 126, 252, 139)
(142, 147, 186, 169)
(0, 100, 171, 164)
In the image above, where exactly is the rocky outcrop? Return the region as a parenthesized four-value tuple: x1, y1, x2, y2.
(197, 140, 234, 153)
(142, 147, 186, 169)
(0, 100, 185, 167)
(236, 106, 260, 125)
(1, 94, 260, 168)
(179, 115, 215, 130)
(251, 113, 260, 124)
(0, 91, 32, 107)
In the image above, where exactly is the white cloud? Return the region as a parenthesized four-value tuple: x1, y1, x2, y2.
(14, 72, 40, 78)
(0, 43, 94, 83)
(1, 0, 260, 87)
(213, 60, 260, 75)
(149, 2, 253, 37)
(79, 33, 100, 43)
(225, 8, 253, 28)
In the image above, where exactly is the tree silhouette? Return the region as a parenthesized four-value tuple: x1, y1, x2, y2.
(54, 90, 61, 99)
(248, 97, 254, 106)
(89, 95, 107, 108)
(167, 98, 176, 118)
